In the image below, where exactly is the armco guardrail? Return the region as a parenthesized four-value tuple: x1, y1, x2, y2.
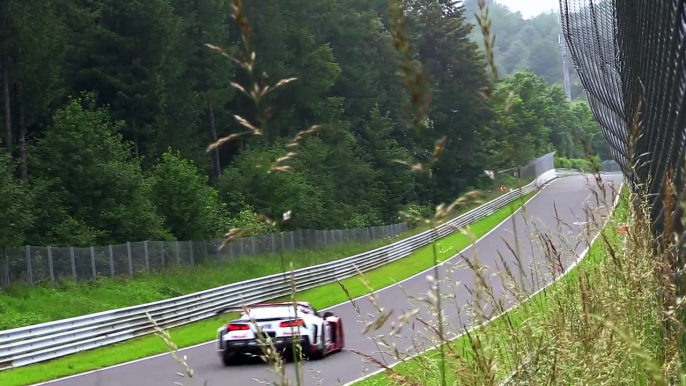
(0, 170, 561, 371)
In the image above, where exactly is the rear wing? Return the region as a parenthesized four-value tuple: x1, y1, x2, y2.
(215, 301, 310, 316)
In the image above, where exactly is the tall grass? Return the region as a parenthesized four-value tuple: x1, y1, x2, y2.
(147, 1, 684, 386)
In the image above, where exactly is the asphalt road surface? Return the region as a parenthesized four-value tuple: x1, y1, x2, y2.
(36, 173, 624, 386)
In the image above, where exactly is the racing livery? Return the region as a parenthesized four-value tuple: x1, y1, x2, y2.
(216, 302, 345, 365)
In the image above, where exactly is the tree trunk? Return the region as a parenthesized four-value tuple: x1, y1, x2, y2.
(208, 101, 221, 183)
(133, 118, 139, 157)
(2, 52, 11, 154)
(16, 81, 27, 182)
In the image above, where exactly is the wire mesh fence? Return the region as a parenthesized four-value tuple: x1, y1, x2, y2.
(559, 0, 686, 236)
(559, 0, 686, 364)
(0, 222, 409, 287)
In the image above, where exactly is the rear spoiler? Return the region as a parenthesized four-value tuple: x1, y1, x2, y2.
(215, 301, 308, 316)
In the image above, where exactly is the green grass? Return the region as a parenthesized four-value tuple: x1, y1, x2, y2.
(0, 189, 536, 386)
(354, 187, 636, 386)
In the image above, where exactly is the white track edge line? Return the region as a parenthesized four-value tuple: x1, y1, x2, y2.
(29, 176, 565, 386)
(342, 178, 625, 386)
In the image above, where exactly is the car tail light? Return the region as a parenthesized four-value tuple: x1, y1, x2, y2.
(279, 319, 305, 328)
(227, 323, 250, 331)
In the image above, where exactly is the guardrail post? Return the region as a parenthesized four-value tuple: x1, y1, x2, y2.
(26, 245, 33, 287)
(90, 246, 96, 278)
(47, 246, 54, 282)
(144, 241, 150, 274)
(189, 241, 195, 266)
(127, 242, 133, 276)
(109, 245, 114, 277)
(70, 247, 76, 282)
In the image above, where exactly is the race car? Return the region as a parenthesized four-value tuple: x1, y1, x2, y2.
(215, 301, 345, 366)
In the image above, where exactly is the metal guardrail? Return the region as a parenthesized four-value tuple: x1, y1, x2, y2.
(0, 171, 559, 371)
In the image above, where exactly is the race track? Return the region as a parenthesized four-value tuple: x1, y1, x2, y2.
(35, 173, 624, 386)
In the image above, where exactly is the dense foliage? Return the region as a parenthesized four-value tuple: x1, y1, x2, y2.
(0, 0, 610, 247)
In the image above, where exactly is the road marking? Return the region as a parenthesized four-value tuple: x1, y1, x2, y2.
(29, 176, 565, 386)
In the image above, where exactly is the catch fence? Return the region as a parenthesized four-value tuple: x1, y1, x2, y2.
(559, 0, 686, 237)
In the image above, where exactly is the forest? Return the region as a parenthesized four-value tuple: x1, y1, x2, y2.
(0, 0, 610, 248)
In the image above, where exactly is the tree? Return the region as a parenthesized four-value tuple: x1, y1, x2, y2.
(409, 0, 495, 203)
(149, 149, 229, 241)
(28, 94, 171, 246)
(69, 0, 182, 157)
(0, 149, 32, 246)
(217, 144, 329, 230)
(0, 0, 67, 180)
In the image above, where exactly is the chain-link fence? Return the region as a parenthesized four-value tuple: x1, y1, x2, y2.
(0, 222, 410, 287)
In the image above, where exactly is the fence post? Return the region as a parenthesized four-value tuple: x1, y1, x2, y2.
(239, 239, 245, 257)
(189, 241, 195, 266)
(271, 233, 276, 253)
(280, 232, 285, 253)
(90, 246, 96, 279)
(160, 241, 165, 268)
(109, 245, 115, 277)
(47, 246, 54, 283)
(144, 241, 150, 274)
(70, 247, 76, 282)
(175, 241, 181, 265)
(290, 232, 295, 250)
(214, 240, 224, 263)
(26, 245, 33, 287)
(127, 242, 133, 276)
(251, 237, 256, 256)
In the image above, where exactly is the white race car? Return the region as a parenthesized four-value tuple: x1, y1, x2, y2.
(215, 301, 345, 365)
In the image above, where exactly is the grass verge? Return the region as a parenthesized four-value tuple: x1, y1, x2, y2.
(0, 188, 537, 386)
(353, 183, 674, 385)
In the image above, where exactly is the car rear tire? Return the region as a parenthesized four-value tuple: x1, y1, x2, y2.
(222, 350, 235, 366)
